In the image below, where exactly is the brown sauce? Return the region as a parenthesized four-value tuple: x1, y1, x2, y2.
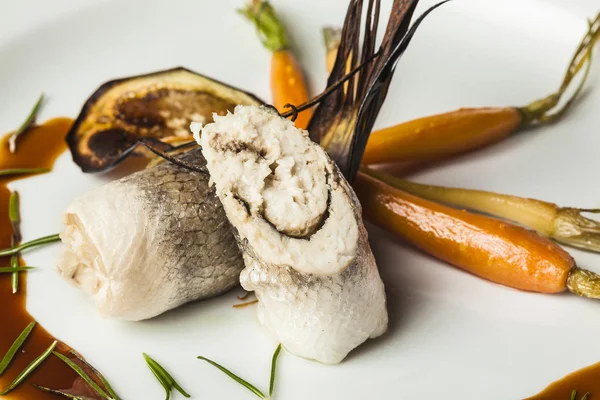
(0, 118, 82, 399)
(526, 361, 600, 399)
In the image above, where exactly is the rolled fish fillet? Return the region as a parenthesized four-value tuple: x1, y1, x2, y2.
(196, 105, 388, 364)
(58, 149, 245, 321)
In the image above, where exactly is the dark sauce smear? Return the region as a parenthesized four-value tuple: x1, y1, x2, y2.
(0, 118, 84, 399)
(526, 361, 600, 399)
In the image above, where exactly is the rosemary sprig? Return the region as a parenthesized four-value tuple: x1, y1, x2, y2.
(269, 344, 282, 397)
(0, 340, 56, 395)
(69, 349, 119, 400)
(53, 351, 113, 400)
(0, 266, 35, 273)
(0, 321, 36, 375)
(143, 353, 190, 400)
(197, 355, 266, 399)
(8, 93, 44, 153)
(0, 233, 60, 256)
(0, 167, 51, 177)
(571, 390, 591, 400)
(198, 344, 284, 399)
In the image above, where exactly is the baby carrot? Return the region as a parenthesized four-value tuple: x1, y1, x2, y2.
(323, 14, 600, 165)
(365, 168, 600, 254)
(240, 0, 312, 129)
(354, 169, 600, 298)
(362, 14, 599, 164)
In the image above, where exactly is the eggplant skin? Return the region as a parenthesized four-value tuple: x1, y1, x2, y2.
(66, 67, 263, 173)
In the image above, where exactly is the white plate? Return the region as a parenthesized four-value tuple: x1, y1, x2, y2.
(1, 0, 599, 398)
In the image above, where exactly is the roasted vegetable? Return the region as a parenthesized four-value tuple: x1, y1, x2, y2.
(365, 168, 600, 253)
(355, 169, 600, 299)
(361, 12, 599, 165)
(308, 0, 449, 180)
(321, 14, 599, 166)
(66, 67, 263, 172)
(240, 0, 313, 129)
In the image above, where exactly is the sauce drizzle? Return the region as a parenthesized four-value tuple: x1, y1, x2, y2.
(0, 118, 81, 399)
(526, 361, 600, 399)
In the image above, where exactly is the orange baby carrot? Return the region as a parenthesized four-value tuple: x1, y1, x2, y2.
(323, 14, 600, 165)
(363, 14, 599, 165)
(354, 169, 600, 298)
(240, 0, 312, 129)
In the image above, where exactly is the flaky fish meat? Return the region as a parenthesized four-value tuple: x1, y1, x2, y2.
(57, 149, 244, 321)
(196, 105, 388, 364)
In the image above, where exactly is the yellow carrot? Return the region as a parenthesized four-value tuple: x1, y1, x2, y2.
(364, 167, 600, 253)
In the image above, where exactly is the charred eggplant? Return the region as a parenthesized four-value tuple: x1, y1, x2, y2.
(67, 67, 263, 172)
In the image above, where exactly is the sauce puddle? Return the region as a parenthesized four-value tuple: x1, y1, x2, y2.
(0, 118, 82, 399)
(526, 361, 600, 399)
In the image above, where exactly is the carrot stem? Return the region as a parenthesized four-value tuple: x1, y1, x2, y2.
(239, 0, 289, 52)
(519, 13, 599, 127)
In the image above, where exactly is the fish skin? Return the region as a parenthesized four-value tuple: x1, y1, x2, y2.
(58, 149, 244, 321)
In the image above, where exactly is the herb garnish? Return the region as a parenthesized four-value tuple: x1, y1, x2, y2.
(143, 353, 190, 400)
(0, 167, 51, 177)
(34, 349, 120, 400)
(0, 340, 56, 394)
(198, 344, 283, 399)
(9, 252, 20, 293)
(269, 344, 282, 397)
(69, 349, 119, 400)
(8, 93, 44, 153)
(9, 191, 20, 241)
(9, 190, 21, 293)
(0, 321, 35, 375)
(32, 385, 87, 399)
(53, 351, 114, 400)
(0, 233, 60, 256)
(571, 390, 591, 400)
(0, 266, 35, 273)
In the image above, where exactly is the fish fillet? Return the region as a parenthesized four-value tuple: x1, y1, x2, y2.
(196, 105, 388, 364)
(57, 149, 244, 321)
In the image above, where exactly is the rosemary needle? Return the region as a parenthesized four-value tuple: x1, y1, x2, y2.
(33, 385, 87, 399)
(0, 167, 51, 177)
(69, 349, 119, 400)
(8, 93, 44, 153)
(9, 191, 20, 240)
(269, 344, 282, 397)
(572, 390, 592, 400)
(198, 355, 266, 399)
(0, 340, 56, 395)
(0, 266, 35, 273)
(9, 238, 20, 293)
(9, 191, 21, 293)
(0, 233, 60, 256)
(0, 321, 36, 375)
(53, 351, 112, 400)
(143, 353, 190, 399)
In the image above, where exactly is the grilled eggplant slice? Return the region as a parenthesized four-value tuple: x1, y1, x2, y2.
(67, 67, 263, 172)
